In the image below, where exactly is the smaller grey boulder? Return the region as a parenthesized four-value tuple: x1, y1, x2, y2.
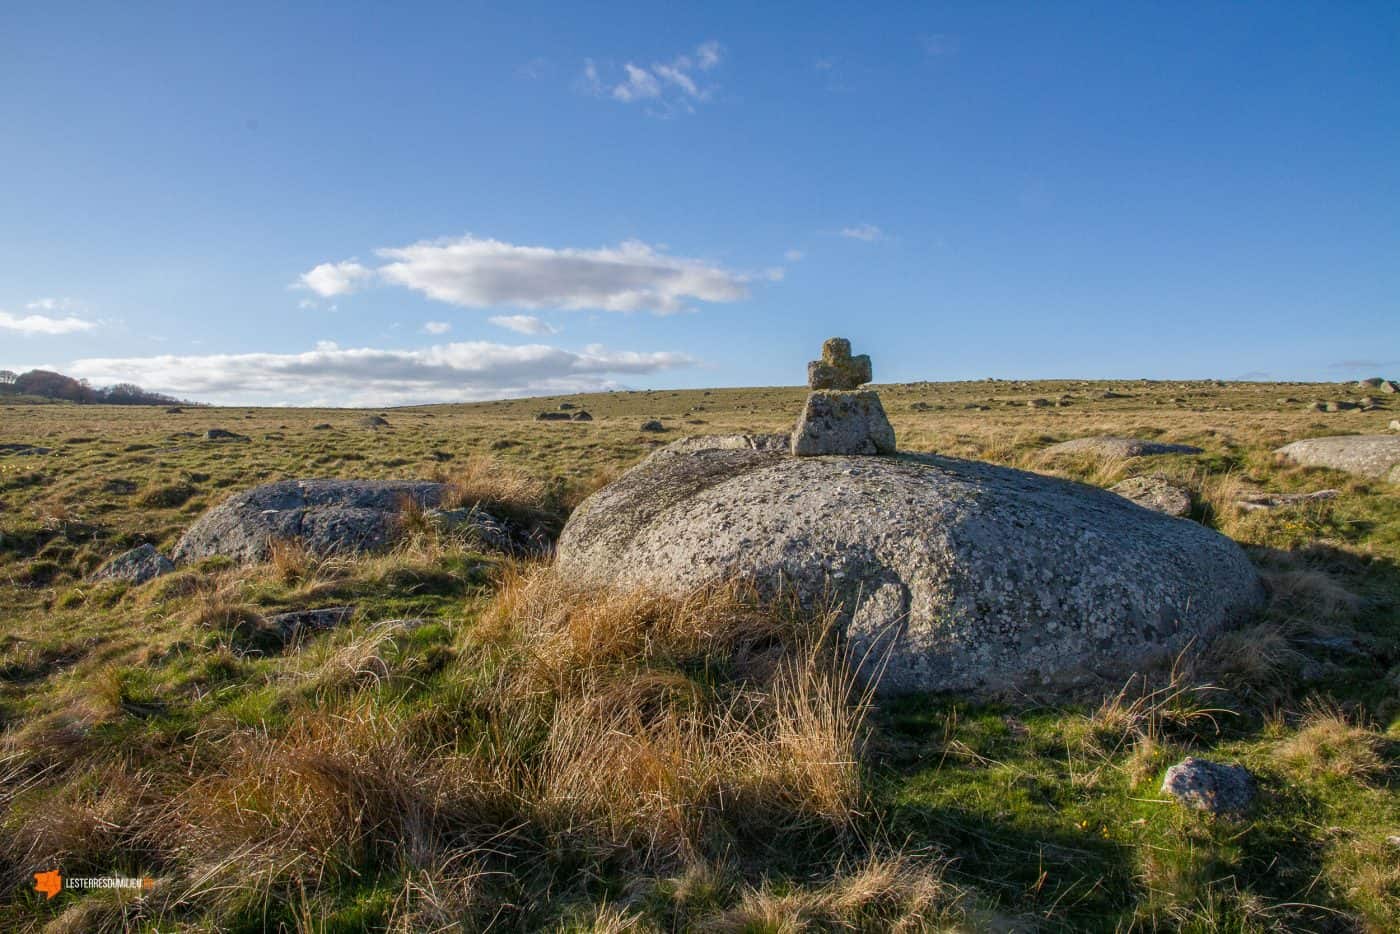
(1389, 420, 1400, 432)
(1042, 437, 1203, 458)
(205, 428, 249, 441)
(791, 390, 896, 456)
(425, 507, 516, 552)
(1236, 489, 1339, 513)
(1324, 401, 1358, 413)
(536, 411, 571, 422)
(1109, 475, 1192, 517)
(558, 402, 577, 410)
(1357, 377, 1385, 389)
(639, 420, 666, 432)
(1161, 757, 1255, 814)
(1275, 435, 1400, 482)
(570, 411, 593, 422)
(266, 606, 356, 641)
(90, 544, 174, 585)
(359, 415, 389, 428)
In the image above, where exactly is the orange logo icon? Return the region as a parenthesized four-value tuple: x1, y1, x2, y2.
(33, 869, 62, 899)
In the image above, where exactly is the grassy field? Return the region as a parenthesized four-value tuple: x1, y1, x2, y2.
(1, 378, 1397, 931)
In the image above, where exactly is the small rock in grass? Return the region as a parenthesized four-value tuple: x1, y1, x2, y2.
(1109, 475, 1192, 517)
(640, 420, 666, 432)
(266, 606, 356, 641)
(1161, 757, 1255, 814)
(90, 544, 174, 585)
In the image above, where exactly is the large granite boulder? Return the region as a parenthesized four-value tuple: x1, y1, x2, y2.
(1274, 435, 1400, 482)
(1042, 437, 1203, 458)
(173, 479, 539, 564)
(557, 435, 1264, 699)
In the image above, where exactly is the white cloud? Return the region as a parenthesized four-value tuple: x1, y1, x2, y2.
(296, 260, 374, 297)
(0, 309, 98, 335)
(489, 314, 559, 336)
(840, 223, 884, 241)
(25, 297, 81, 312)
(67, 340, 697, 407)
(784, 249, 805, 262)
(421, 321, 452, 335)
(369, 235, 749, 314)
(585, 41, 723, 114)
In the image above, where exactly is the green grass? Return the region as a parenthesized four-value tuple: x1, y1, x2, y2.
(1, 379, 1397, 931)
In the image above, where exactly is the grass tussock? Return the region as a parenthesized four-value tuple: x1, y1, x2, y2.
(1275, 703, 1389, 783)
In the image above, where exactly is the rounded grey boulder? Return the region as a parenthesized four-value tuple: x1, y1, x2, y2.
(556, 435, 1264, 699)
(172, 479, 544, 564)
(174, 480, 442, 564)
(1275, 435, 1400, 482)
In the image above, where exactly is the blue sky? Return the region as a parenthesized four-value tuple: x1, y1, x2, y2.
(2, 2, 1397, 405)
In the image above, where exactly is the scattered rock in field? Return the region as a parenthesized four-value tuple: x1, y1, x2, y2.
(1323, 401, 1358, 413)
(90, 544, 174, 585)
(1161, 757, 1255, 814)
(1041, 437, 1203, 458)
(909, 401, 933, 411)
(1357, 377, 1386, 389)
(806, 337, 872, 390)
(425, 507, 518, 552)
(536, 411, 571, 421)
(558, 402, 577, 410)
(173, 479, 546, 564)
(1308, 401, 1327, 412)
(1274, 435, 1400, 482)
(0, 443, 51, 456)
(1100, 390, 1132, 399)
(792, 338, 896, 457)
(557, 435, 1263, 699)
(1109, 475, 1192, 517)
(1026, 398, 1052, 408)
(1236, 489, 1339, 512)
(571, 411, 593, 422)
(312, 423, 333, 430)
(165, 406, 184, 414)
(1390, 420, 1400, 432)
(1382, 380, 1399, 394)
(792, 390, 896, 456)
(204, 428, 249, 442)
(359, 415, 389, 428)
(639, 420, 666, 432)
(490, 439, 520, 450)
(266, 606, 356, 641)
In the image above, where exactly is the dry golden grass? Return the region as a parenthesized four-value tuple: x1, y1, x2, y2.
(1275, 703, 1388, 783)
(706, 853, 963, 933)
(439, 454, 549, 514)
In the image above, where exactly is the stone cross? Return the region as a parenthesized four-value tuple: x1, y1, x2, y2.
(792, 336, 895, 456)
(807, 337, 872, 390)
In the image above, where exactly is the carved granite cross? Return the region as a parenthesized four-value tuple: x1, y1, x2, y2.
(807, 337, 872, 390)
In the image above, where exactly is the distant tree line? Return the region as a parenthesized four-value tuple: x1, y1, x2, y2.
(0, 368, 196, 406)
